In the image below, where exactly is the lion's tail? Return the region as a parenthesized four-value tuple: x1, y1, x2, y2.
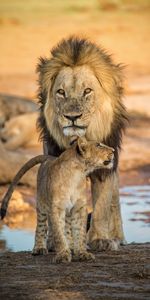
(0, 155, 50, 220)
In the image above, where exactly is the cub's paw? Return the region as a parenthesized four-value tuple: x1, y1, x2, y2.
(89, 239, 120, 251)
(73, 251, 95, 262)
(54, 250, 72, 263)
(32, 247, 48, 256)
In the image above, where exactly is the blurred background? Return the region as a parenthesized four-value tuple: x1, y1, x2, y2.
(0, 0, 150, 251)
(0, 0, 150, 96)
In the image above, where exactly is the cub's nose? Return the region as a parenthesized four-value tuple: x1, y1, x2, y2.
(103, 152, 114, 166)
(1, 137, 7, 143)
(63, 114, 82, 122)
(109, 152, 114, 159)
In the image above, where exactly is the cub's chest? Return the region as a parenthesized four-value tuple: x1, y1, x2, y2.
(65, 176, 86, 215)
(65, 191, 80, 215)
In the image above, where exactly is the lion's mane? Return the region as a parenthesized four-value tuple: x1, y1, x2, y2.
(37, 37, 128, 180)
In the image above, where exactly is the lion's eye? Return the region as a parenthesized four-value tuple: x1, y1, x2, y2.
(84, 88, 92, 96)
(56, 89, 65, 97)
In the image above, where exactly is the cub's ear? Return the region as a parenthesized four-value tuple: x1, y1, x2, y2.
(77, 137, 87, 156)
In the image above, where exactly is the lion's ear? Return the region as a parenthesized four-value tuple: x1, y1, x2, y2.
(77, 137, 87, 156)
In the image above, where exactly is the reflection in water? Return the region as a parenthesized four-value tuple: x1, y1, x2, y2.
(120, 185, 150, 243)
(0, 226, 34, 252)
(0, 209, 36, 253)
(0, 185, 150, 252)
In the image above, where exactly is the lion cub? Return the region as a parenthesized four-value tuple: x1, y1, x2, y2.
(32, 137, 114, 263)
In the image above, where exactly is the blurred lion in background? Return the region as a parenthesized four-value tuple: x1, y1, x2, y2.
(0, 96, 39, 186)
(37, 36, 128, 251)
(0, 112, 38, 150)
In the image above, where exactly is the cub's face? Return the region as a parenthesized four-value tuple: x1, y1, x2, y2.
(77, 138, 114, 171)
(51, 65, 101, 137)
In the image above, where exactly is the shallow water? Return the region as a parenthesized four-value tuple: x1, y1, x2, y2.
(0, 185, 149, 252)
(0, 227, 34, 252)
(120, 185, 150, 243)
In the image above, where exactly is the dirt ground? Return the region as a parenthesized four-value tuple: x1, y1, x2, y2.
(0, 244, 150, 300)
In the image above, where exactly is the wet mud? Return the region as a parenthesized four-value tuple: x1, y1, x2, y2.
(0, 244, 150, 300)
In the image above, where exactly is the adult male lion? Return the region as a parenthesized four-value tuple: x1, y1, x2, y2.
(37, 37, 128, 251)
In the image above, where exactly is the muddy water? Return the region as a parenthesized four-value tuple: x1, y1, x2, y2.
(0, 185, 149, 252)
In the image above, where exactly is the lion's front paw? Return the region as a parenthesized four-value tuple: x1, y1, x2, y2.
(73, 251, 95, 262)
(54, 250, 72, 263)
(32, 247, 48, 256)
(89, 239, 120, 251)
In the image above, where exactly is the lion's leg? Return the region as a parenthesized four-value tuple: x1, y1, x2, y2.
(51, 208, 72, 263)
(32, 207, 48, 255)
(88, 173, 121, 251)
(43, 141, 55, 252)
(72, 202, 95, 261)
(109, 173, 125, 244)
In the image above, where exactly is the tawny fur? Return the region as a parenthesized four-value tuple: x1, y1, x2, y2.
(0, 94, 37, 126)
(0, 112, 39, 150)
(0, 138, 114, 262)
(37, 37, 128, 251)
(32, 138, 114, 262)
(37, 38, 127, 155)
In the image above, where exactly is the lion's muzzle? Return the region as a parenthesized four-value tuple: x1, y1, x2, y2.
(63, 113, 82, 122)
(62, 113, 87, 137)
(63, 125, 86, 137)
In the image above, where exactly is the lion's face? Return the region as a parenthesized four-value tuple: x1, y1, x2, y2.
(53, 66, 98, 136)
(44, 65, 114, 148)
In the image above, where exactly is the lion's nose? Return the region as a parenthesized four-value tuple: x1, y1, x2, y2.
(64, 114, 82, 122)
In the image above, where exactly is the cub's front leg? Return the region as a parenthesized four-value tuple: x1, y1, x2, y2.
(32, 206, 48, 255)
(47, 215, 55, 252)
(50, 206, 72, 263)
(65, 215, 74, 251)
(72, 200, 95, 262)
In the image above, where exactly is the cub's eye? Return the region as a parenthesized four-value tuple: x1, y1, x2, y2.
(84, 88, 92, 96)
(56, 89, 65, 96)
